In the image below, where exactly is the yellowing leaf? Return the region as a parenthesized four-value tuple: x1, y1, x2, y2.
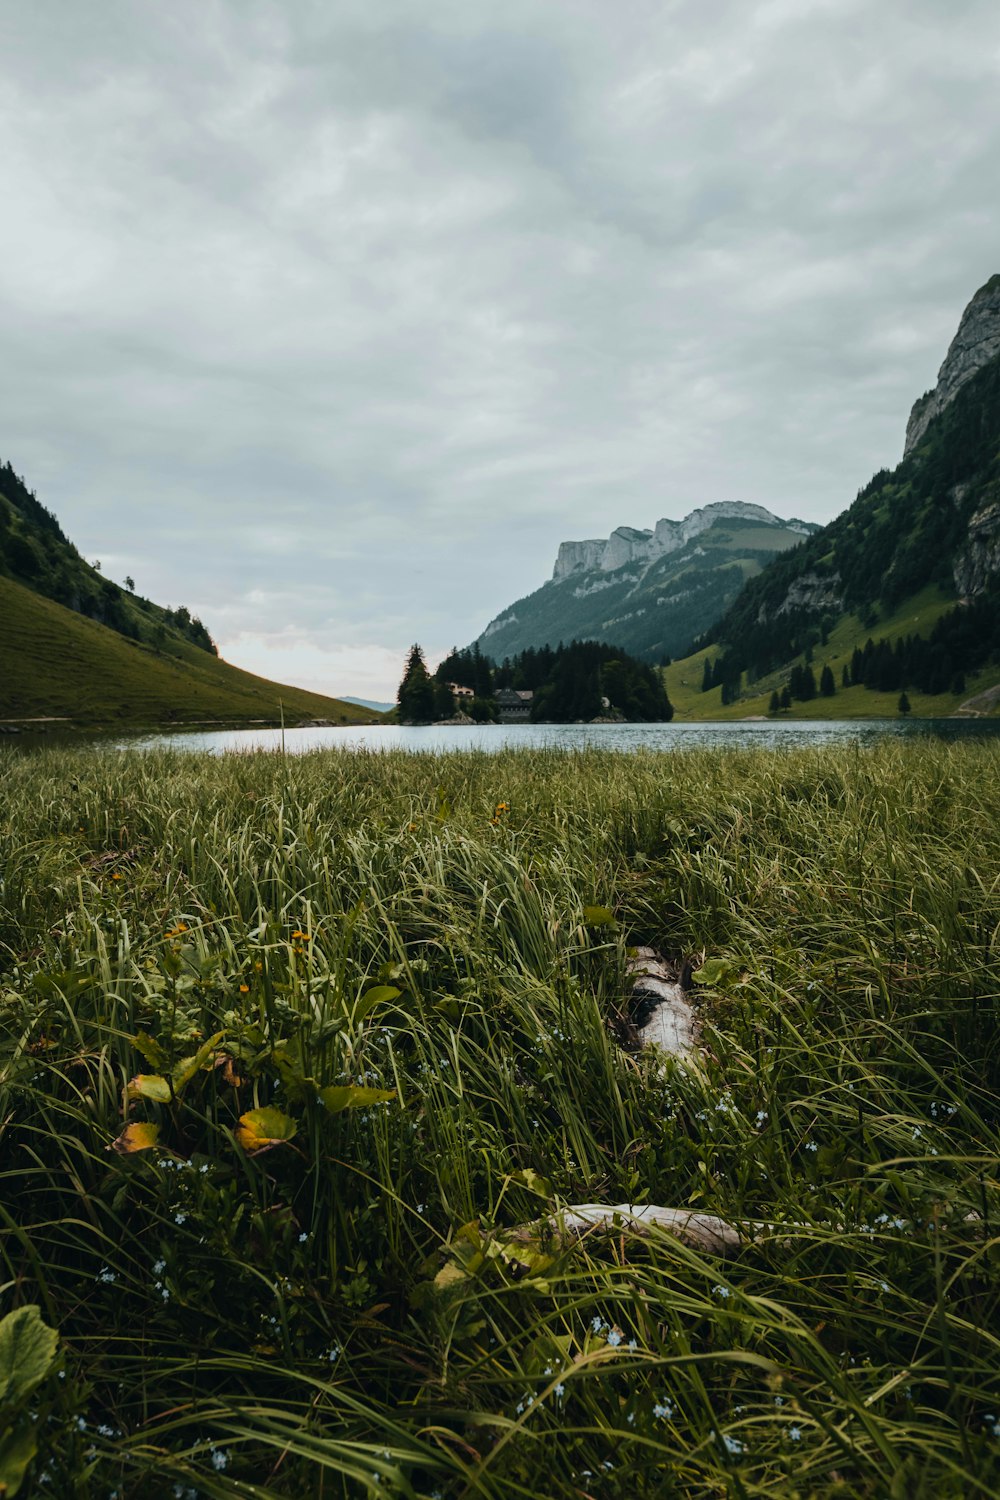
(235, 1106, 298, 1154)
(126, 1074, 172, 1104)
(433, 1261, 467, 1291)
(108, 1122, 161, 1155)
(318, 1084, 396, 1113)
(582, 904, 616, 929)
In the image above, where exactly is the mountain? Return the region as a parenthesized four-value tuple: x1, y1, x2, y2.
(0, 461, 380, 728)
(674, 274, 1000, 715)
(473, 502, 818, 664)
(341, 695, 395, 714)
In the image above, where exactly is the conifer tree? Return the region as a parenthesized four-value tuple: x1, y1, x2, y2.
(397, 644, 436, 724)
(898, 691, 911, 715)
(820, 664, 836, 697)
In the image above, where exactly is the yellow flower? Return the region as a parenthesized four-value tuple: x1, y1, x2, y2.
(239, 983, 250, 994)
(291, 930, 310, 941)
(111, 873, 122, 881)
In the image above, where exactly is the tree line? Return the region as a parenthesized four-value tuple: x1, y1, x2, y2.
(397, 639, 674, 724)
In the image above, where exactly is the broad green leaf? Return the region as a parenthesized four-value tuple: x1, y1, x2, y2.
(126, 1073, 172, 1104)
(582, 904, 616, 929)
(318, 1084, 396, 1113)
(0, 1422, 38, 1498)
(130, 1030, 170, 1071)
(0, 1305, 59, 1406)
(108, 1121, 161, 1155)
(171, 1030, 225, 1092)
(692, 957, 738, 988)
(354, 984, 401, 1021)
(235, 1106, 298, 1153)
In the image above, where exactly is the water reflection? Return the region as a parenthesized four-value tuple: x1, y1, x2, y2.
(89, 717, 1000, 756)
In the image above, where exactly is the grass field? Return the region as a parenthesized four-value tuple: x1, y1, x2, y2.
(2, 740, 1000, 1497)
(0, 575, 377, 727)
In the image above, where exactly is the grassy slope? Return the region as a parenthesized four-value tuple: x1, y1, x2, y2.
(666, 583, 1000, 719)
(0, 575, 378, 725)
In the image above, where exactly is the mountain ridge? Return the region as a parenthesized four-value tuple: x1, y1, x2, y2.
(475, 501, 818, 664)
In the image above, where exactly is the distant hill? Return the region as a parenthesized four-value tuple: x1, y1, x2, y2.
(341, 695, 395, 715)
(0, 461, 380, 728)
(473, 502, 818, 664)
(669, 274, 1000, 718)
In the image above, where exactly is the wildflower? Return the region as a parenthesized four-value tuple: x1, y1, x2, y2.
(721, 1433, 743, 1456)
(805, 1141, 818, 1153)
(95, 1266, 116, 1284)
(653, 1401, 674, 1420)
(111, 873, 122, 881)
(712, 1284, 731, 1299)
(210, 1448, 229, 1471)
(755, 1109, 768, 1127)
(606, 1328, 623, 1347)
(788, 1425, 801, 1441)
(326, 1344, 341, 1362)
(153, 1259, 166, 1275)
(174, 1212, 187, 1225)
(591, 1316, 605, 1333)
(239, 983, 249, 993)
(291, 930, 311, 941)
(554, 1383, 566, 1398)
(298, 1232, 308, 1243)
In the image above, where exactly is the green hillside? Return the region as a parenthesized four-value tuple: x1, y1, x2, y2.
(667, 585, 1000, 720)
(666, 275, 1000, 719)
(0, 573, 376, 728)
(0, 457, 380, 728)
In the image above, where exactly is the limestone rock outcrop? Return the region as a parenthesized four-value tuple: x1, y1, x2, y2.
(552, 502, 811, 581)
(904, 275, 1000, 456)
(953, 502, 1000, 597)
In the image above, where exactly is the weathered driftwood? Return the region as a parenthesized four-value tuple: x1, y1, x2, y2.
(509, 1203, 746, 1257)
(627, 947, 697, 1056)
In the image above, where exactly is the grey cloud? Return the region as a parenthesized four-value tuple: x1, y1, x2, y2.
(1, 1, 999, 694)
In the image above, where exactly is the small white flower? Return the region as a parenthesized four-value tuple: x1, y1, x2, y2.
(653, 1401, 673, 1419)
(788, 1425, 801, 1441)
(606, 1329, 623, 1347)
(712, 1284, 731, 1299)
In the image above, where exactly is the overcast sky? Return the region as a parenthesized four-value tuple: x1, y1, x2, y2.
(3, 1, 999, 699)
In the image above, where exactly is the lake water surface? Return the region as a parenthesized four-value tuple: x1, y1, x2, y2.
(103, 718, 1000, 755)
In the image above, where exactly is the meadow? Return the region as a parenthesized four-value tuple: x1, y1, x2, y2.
(1, 740, 999, 1498)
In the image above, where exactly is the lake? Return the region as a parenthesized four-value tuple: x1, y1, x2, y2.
(94, 717, 1000, 755)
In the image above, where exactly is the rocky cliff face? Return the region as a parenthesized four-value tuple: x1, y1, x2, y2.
(552, 502, 811, 581)
(475, 503, 817, 663)
(904, 275, 1000, 456)
(953, 501, 1000, 596)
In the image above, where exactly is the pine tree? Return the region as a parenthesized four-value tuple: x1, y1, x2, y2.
(898, 691, 911, 715)
(397, 644, 436, 724)
(701, 657, 713, 693)
(780, 685, 792, 711)
(820, 664, 836, 697)
(842, 663, 851, 688)
(768, 690, 780, 714)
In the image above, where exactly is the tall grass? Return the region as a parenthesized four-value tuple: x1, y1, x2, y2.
(1, 740, 999, 1497)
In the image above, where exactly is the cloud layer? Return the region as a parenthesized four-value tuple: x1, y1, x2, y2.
(2, 0, 999, 695)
